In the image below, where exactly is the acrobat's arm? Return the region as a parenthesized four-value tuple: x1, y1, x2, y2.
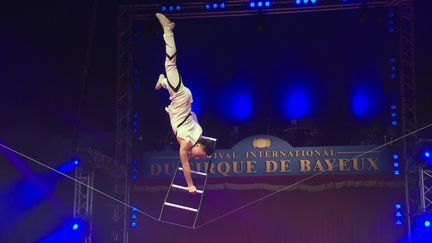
(179, 139, 196, 192)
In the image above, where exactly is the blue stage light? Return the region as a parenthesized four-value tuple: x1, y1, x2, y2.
(303, 0, 309, 3)
(161, 6, 167, 12)
(391, 112, 397, 118)
(393, 153, 399, 159)
(392, 120, 398, 126)
(283, 87, 311, 119)
(176, 5, 181, 11)
(425, 220, 431, 227)
(393, 162, 399, 167)
(391, 104, 397, 110)
(258, 2, 263, 7)
(311, 0, 317, 3)
(72, 224, 79, 231)
(213, 3, 218, 9)
(220, 3, 226, 8)
(73, 160, 80, 165)
(265, 1, 271, 7)
(169, 6, 174, 11)
(425, 151, 430, 158)
(352, 91, 372, 117)
(131, 222, 137, 228)
(132, 214, 137, 219)
(296, 0, 301, 4)
(250, 2, 256, 7)
(205, 4, 211, 10)
(395, 204, 401, 209)
(394, 170, 400, 175)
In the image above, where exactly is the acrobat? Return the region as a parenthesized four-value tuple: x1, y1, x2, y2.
(155, 13, 214, 193)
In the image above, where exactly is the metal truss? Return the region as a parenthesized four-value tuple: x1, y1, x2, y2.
(74, 148, 128, 242)
(73, 167, 95, 243)
(420, 169, 432, 213)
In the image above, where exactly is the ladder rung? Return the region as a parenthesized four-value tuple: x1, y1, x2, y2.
(164, 202, 198, 212)
(178, 167, 207, 176)
(201, 136, 217, 142)
(172, 184, 203, 194)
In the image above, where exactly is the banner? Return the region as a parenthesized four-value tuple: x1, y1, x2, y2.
(142, 135, 393, 179)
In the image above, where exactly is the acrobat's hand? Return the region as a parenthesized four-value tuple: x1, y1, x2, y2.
(187, 185, 197, 194)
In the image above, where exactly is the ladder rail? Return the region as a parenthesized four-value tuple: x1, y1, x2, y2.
(193, 139, 217, 228)
(159, 160, 181, 220)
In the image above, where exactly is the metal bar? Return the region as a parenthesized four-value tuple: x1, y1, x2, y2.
(178, 167, 207, 176)
(164, 202, 198, 213)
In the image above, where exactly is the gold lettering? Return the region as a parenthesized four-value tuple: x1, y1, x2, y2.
(265, 151, 271, 158)
(164, 163, 174, 175)
(324, 159, 335, 171)
(339, 159, 350, 171)
(323, 150, 329, 156)
(300, 160, 311, 172)
(367, 158, 379, 170)
(314, 160, 324, 171)
(217, 162, 230, 176)
(265, 160, 278, 173)
(232, 161, 243, 173)
(306, 150, 313, 157)
(330, 149, 336, 156)
(353, 158, 364, 171)
(280, 151, 286, 157)
(246, 161, 257, 173)
(272, 151, 279, 158)
(314, 150, 321, 156)
(203, 162, 216, 174)
(150, 164, 161, 176)
(280, 160, 291, 173)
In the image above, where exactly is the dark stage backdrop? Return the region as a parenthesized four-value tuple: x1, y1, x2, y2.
(132, 8, 397, 150)
(129, 7, 404, 243)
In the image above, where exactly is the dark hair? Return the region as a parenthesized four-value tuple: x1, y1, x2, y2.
(197, 137, 215, 156)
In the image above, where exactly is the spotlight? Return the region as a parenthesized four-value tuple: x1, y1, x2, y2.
(425, 151, 430, 158)
(72, 224, 79, 231)
(425, 220, 431, 227)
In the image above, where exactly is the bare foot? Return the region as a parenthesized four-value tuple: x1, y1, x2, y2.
(155, 73, 165, 90)
(155, 13, 175, 33)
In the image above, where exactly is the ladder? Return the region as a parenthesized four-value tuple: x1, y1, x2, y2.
(158, 136, 217, 228)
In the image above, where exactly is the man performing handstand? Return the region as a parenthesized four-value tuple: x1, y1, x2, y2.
(155, 13, 214, 193)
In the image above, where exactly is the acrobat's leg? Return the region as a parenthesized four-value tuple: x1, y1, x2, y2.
(155, 13, 181, 94)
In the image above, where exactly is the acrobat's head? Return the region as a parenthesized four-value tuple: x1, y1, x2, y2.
(190, 137, 215, 159)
